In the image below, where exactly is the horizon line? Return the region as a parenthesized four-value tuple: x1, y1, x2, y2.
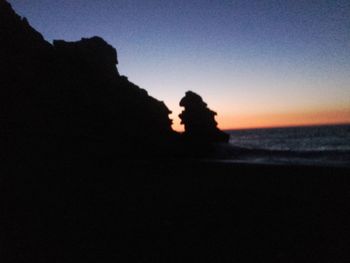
(221, 122, 350, 131)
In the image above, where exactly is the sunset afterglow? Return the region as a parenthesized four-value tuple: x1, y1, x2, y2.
(9, 0, 350, 130)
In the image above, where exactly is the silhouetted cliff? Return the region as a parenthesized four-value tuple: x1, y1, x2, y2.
(0, 0, 228, 163)
(0, 0, 175, 160)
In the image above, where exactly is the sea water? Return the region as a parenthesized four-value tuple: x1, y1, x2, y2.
(226, 124, 350, 167)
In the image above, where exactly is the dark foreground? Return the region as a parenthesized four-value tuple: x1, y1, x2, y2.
(1, 160, 350, 262)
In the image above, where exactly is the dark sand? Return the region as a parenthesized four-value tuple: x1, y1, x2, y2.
(1, 160, 349, 262)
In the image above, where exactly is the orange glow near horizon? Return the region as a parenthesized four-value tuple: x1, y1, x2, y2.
(172, 109, 350, 131)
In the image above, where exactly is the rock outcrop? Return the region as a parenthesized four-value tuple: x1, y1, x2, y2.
(0, 0, 228, 163)
(53, 37, 120, 80)
(0, 0, 175, 161)
(179, 91, 229, 143)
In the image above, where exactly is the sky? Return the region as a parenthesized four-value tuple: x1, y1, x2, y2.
(8, 0, 350, 130)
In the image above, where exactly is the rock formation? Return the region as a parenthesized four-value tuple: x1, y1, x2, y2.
(179, 91, 229, 143)
(0, 0, 175, 161)
(53, 37, 120, 80)
(0, 0, 228, 163)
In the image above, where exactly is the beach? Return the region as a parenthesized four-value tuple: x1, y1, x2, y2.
(2, 160, 349, 262)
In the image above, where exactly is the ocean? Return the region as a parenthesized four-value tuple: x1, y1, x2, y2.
(224, 124, 350, 167)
